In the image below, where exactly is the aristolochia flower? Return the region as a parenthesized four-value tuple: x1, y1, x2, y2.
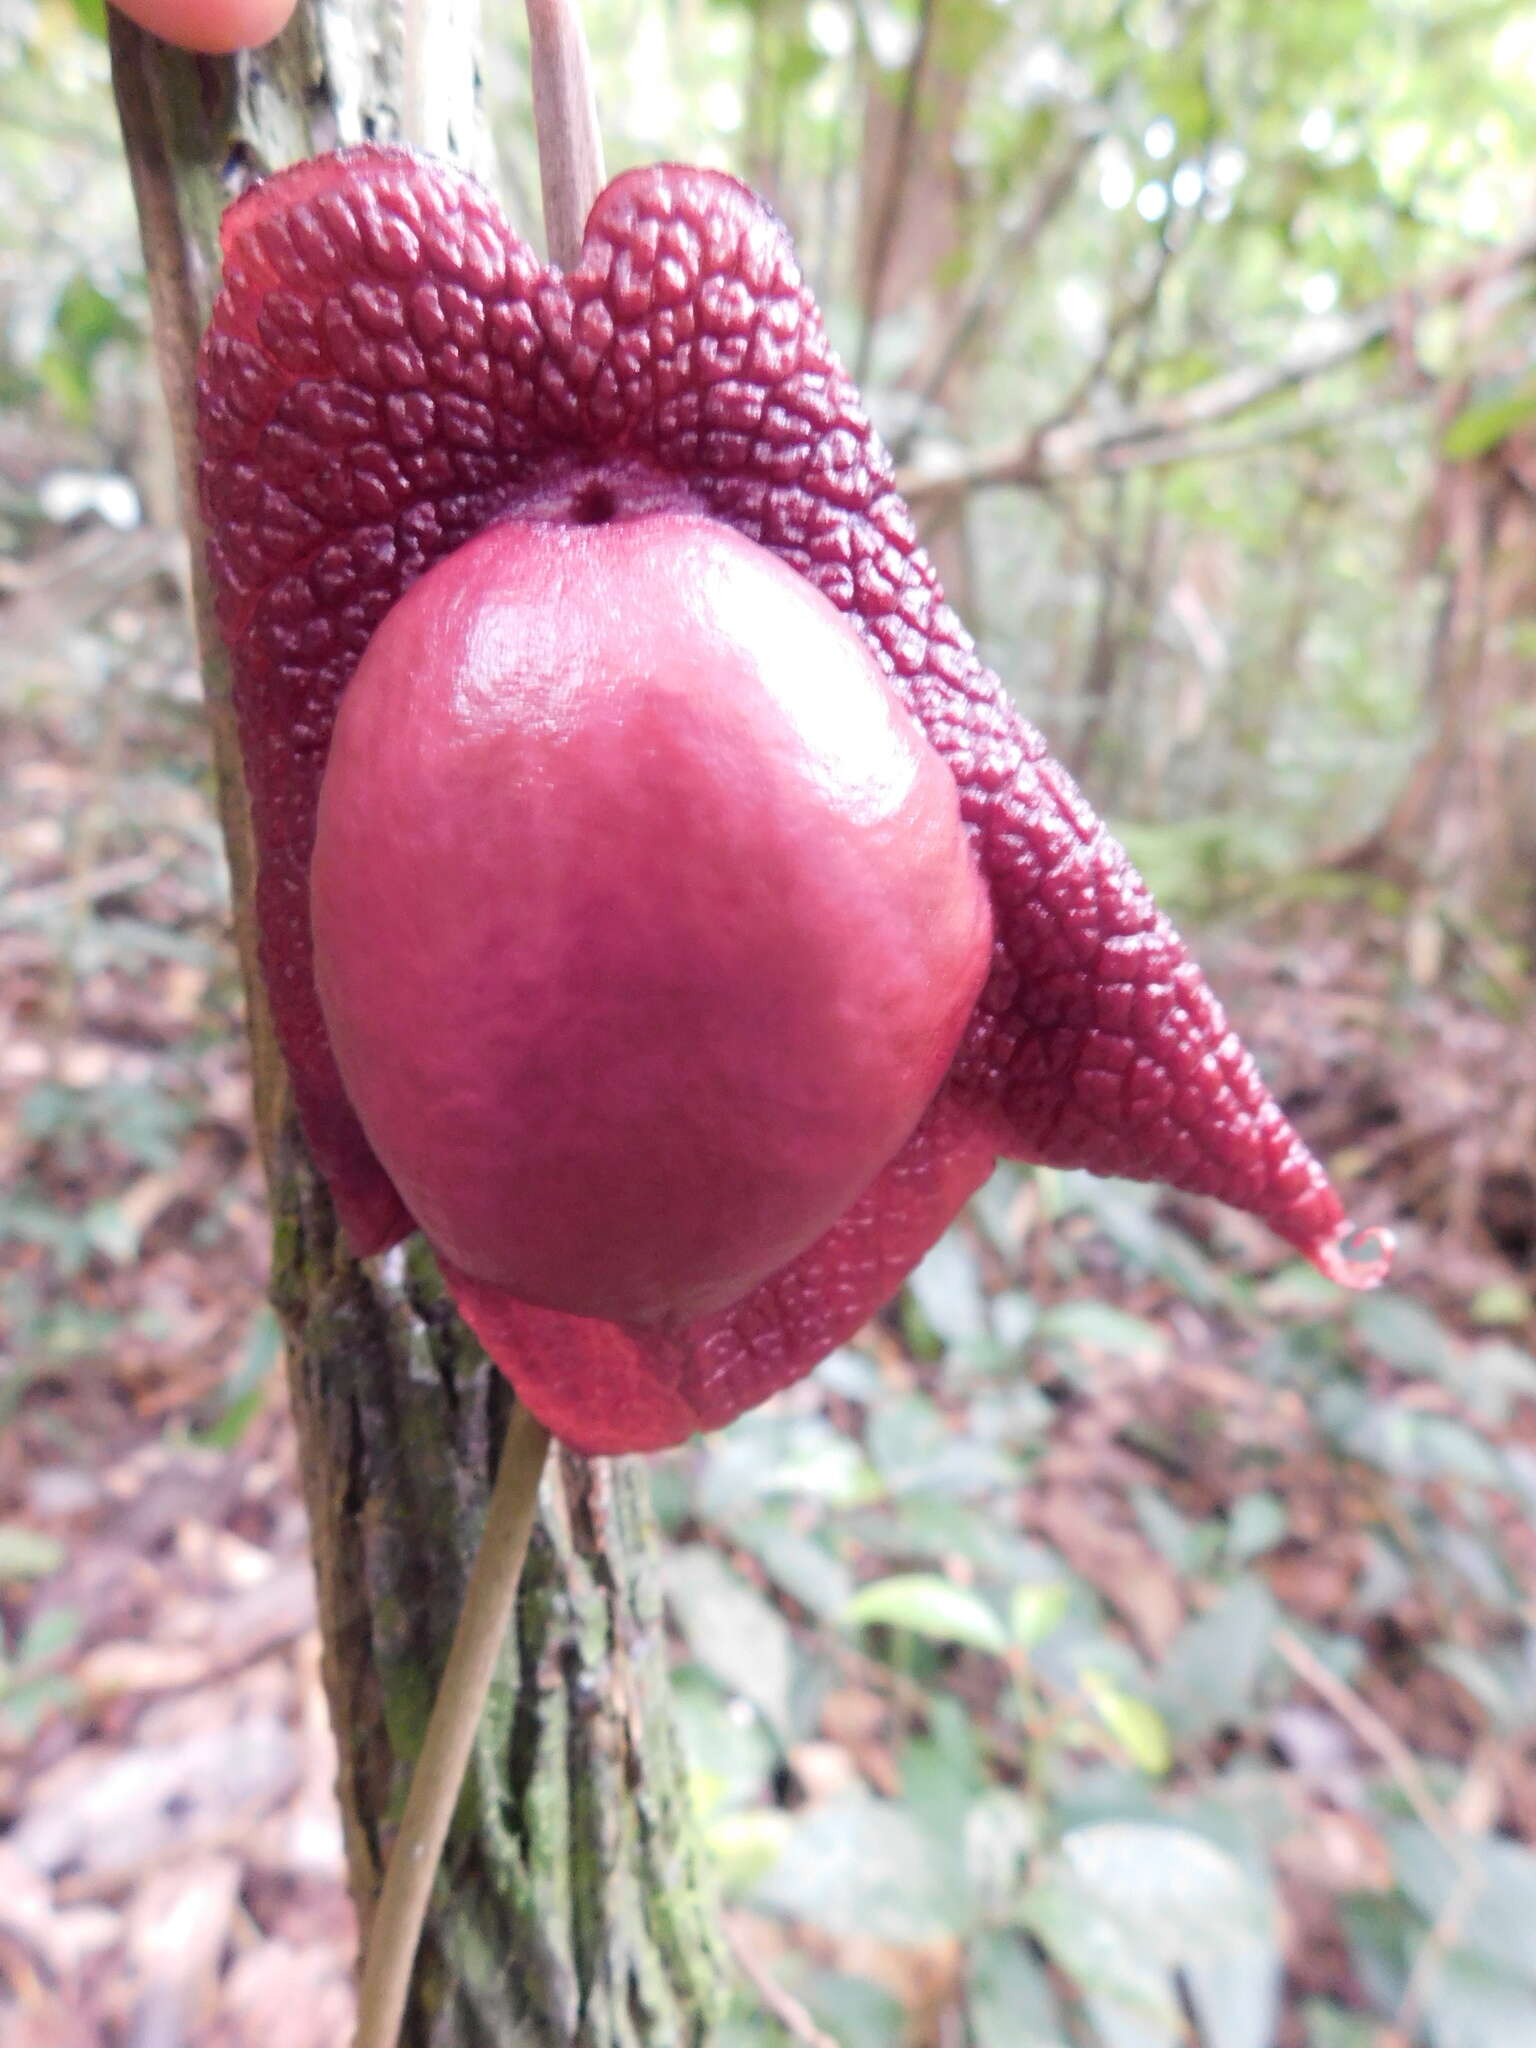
(197, 147, 1391, 1453)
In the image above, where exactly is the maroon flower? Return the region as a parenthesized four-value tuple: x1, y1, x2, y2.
(197, 145, 1391, 1453)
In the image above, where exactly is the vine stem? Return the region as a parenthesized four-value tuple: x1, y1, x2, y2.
(353, 8, 606, 2043)
(525, 0, 607, 268)
(353, 1401, 552, 2048)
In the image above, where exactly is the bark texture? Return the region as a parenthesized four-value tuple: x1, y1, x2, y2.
(108, 9, 722, 2042)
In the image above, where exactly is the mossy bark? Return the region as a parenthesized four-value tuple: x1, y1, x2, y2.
(109, 10, 723, 2042)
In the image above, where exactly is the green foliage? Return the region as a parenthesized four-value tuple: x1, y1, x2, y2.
(0, 11, 141, 434)
(35, 269, 137, 423)
(1442, 376, 1536, 460)
(655, 1180, 1536, 2046)
(843, 1571, 1008, 1654)
(0, 1601, 81, 1745)
(664, 1544, 796, 1741)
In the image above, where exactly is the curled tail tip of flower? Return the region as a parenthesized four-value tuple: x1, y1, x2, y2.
(1309, 1220, 1396, 1291)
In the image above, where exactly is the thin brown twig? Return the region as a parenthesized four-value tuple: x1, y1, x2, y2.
(725, 1917, 842, 2048)
(1396, 1854, 1482, 2037)
(525, 0, 606, 269)
(1082, 391, 1429, 475)
(1272, 1626, 1464, 1856)
(352, 1404, 552, 2048)
(1274, 1627, 1509, 2040)
(1394, 1738, 1502, 2037)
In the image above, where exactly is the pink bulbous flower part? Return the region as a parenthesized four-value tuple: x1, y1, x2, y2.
(196, 145, 1392, 1454)
(310, 510, 995, 1334)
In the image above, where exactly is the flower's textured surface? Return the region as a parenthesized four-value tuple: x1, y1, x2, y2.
(197, 145, 1391, 1453)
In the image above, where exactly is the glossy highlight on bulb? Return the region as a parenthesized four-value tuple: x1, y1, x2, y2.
(310, 510, 995, 1328)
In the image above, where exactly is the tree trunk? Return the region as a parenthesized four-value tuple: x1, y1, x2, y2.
(108, 9, 724, 2043)
(1343, 451, 1536, 968)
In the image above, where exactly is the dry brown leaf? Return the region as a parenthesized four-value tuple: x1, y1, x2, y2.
(1027, 1487, 1184, 1657)
(1276, 1808, 1395, 1894)
(121, 1852, 243, 2029)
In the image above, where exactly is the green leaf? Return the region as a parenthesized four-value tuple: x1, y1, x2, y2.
(1058, 1172, 1226, 1306)
(706, 1810, 793, 1897)
(716, 2003, 782, 2046)
(753, 1795, 968, 1944)
(18, 1603, 81, 1668)
(1155, 1578, 1278, 1741)
(1080, 1673, 1172, 1776)
(796, 1969, 907, 2048)
(692, 1414, 877, 1520)
(1462, 1340, 1536, 1426)
(1342, 1891, 1416, 2012)
(0, 1671, 79, 1744)
(0, 1527, 66, 1581)
(1429, 1644, 1529, 1735)
(866, 1394, 1014, 1498)
(1469, 1282, 1534, 1327)
(903, 1695, 988, 1840)
(1303, 2001, 1386, 2048)
(964, 1788, 1039, 1920)
(1226, 1491, 1289, 1563)
(1185, 1941, 1283, 2048)
(81, 1196, 149, 1267)
(886, 1707, 987, 1926)
(1389, 1823, 1536, 1987)
(1037, 1300, 1170, 1370)
(966, 1931, 1070, 2048)
(1010, 1580, 1072, 1649)
(843, 1573, 1007, 1655)
(1343, 1405, 1507, 1489)
(727, 1514, 853, 1620)
(906, 1229, 989, 1349)
(663, 1546, 794, 1740)
(1131, 1486, 1203, 1572)
(193, 1305, 283, 1450)
(1352, 1291, 1454, 1376)
(54, 271, 136, 359)
(671, 1667, 778, 1820)
(1420, 1949, 1536, 2048)
(1022, 1875, 1183, 2044)
(1442, 377, 1536, 460)
(1057, 1821, 1272, 1961)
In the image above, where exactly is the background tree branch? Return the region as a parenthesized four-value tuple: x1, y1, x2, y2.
(899, 222, 1536, 504)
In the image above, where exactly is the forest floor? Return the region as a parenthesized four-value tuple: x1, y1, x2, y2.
(2, 528, 1534, 2048)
